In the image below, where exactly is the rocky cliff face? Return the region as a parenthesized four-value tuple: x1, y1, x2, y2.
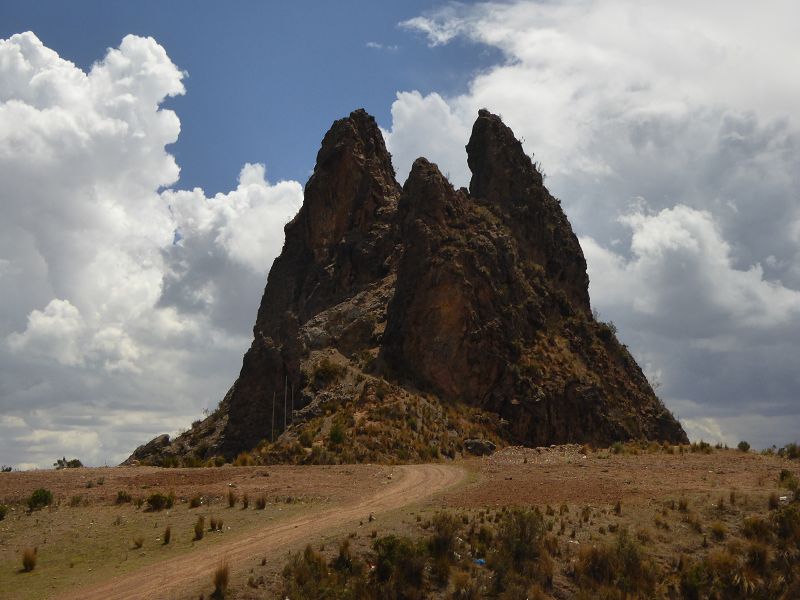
(124, 108, 687, 467)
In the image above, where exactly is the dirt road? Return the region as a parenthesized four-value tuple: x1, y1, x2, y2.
(58, 463, 465, 600)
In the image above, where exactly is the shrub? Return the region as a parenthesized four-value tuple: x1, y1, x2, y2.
(0, 504, 7, 521)
(330, 539, 355, 574)
(209, 516, 217, 531)
(429, 512, 460, 558)
(132, 536, 144, 549)
(213, 562, 229, 598)
(69, 495, 84, 507)
(773, 503, 800, 542)
(163, 525, 171, 545)
(768, 492, 780, 510)
(329, 421, 345, 447)
(490, 508, 553, 591)
(710, 522, 726, 541)
(781, 442, 800, 459)
(216, 518, 223, 531)
(372, 535, 425, 591)
(233, 451, 255, 466)
(298, 429, 314, 447)
(194, 516, 205, 540)
(742, 515, 771, 541)
(27, 488, 53, 511)
(283, 544, 338, 597)
(22, 547, 37, 572)
(227, 489, 237, 508)
(146, 492, 174, 511)
(115, 490, 132, 504)
(189, 495, 202, 508)
(737, 440, 751, 452)
(255, 495, 267, 510)
(53, 457, 83, 469)
(679, 557, 709, 600)
(242, 493, 249, 509)
(313, 358, 346, 389)
(574, 529, 656, 596)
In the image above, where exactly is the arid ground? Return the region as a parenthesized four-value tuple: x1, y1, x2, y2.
(0, 446, 797, 599)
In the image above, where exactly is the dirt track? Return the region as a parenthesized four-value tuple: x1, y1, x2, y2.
(57, 463, 465, 600)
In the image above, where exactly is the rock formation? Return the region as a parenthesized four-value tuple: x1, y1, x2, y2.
(125, 108, 687, 466)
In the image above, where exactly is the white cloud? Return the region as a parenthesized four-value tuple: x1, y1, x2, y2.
(8, 299, 86, 366)
(165, 163, 302, 274)
(583, 205, 800, 336)
(382, 91, 471, 185)
(387, 0, 800, 447)
(0, 32, 302, 468)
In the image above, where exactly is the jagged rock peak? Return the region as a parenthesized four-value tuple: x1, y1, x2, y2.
(467, 109, 591, 312)
(467, 108, 544, 200)
(123, 107, 688, 467)
(314, 108, 396, 180)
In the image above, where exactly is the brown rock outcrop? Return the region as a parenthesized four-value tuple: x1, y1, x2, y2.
(126, 108, 686, 466)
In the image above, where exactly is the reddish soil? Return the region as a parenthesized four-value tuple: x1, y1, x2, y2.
(445, 445, 793, 508)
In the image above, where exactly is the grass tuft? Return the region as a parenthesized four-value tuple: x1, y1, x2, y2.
(212, 562, 229, 598)
(194, 516, 205, 541)
(21, 547, 37, 572)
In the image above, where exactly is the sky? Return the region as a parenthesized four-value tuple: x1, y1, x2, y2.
(1, 1, 798, 468)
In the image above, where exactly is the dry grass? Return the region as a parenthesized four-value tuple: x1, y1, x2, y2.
(132, 535, 144, 549)
(21, 548, 37, 572)
(194, 516, 205, 541)
(212, 561, 229, 598)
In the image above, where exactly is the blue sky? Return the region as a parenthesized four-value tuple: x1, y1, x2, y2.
(1, 1, 799, 467)
(1, 1, 500, 193)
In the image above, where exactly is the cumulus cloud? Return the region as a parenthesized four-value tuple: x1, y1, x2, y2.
(386, 0, 800, 447)
(0, 32, 302, 468)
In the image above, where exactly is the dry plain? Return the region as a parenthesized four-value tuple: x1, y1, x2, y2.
(0, 445, 797, 599)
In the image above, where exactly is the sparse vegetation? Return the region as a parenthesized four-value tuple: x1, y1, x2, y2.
(27, 488, 53, 511)
(146, 492, 174, 511)
(312, 357, 346, 389)
(53, 457, 83, 469)
(328, 420, 345, 446)
(115, 490, 132, 504)
(573, 529, 657, 597)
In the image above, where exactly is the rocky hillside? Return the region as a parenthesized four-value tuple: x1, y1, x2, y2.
(124, 108, 687, 467)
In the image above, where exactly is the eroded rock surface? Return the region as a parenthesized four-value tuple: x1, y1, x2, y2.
(125, 108, 687, 466)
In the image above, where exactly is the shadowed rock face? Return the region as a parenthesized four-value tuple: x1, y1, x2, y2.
(126, 108, 687, 465)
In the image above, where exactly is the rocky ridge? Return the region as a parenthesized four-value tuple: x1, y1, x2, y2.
(124, 108, 687, 467)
